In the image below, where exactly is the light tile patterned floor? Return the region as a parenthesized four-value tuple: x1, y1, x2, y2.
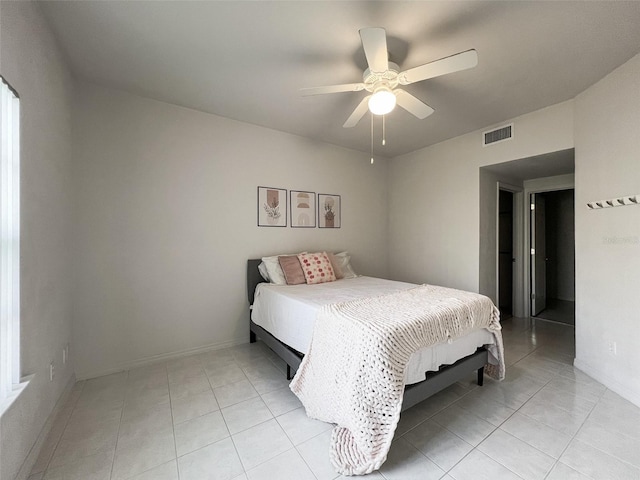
(29, 317, 640, 480)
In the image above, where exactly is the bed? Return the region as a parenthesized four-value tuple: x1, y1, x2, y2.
(246, 258, 500, 411)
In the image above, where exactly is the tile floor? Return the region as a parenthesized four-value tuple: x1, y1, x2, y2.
(29, 317, 640, 480)
(533, 298, 575, 326)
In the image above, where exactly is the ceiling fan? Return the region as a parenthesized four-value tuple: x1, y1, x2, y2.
(301, 27, 478, 128)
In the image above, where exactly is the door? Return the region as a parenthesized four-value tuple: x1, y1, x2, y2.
(498, 190, 514, 316)
(531, 193, 547, 315)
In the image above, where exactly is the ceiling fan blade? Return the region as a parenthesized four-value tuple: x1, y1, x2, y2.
(395, 90, 434, 119)
(343, 96, 371, 128)
(300, 83, 365, 96)
(398, 49, 478, 85)
(359, 27, 389, 73)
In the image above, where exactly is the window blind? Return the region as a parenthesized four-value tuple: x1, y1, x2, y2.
(0, 76, 20, 400)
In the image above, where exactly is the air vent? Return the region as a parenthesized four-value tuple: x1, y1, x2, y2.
(483, 124, 513, 146)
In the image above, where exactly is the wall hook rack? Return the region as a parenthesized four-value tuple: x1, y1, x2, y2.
(587, 194, 639, 210)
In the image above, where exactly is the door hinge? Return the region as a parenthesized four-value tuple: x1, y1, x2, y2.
(530, 203, 535, 210)
(530, 248, 535, 255)
(531, 293, 535, 299)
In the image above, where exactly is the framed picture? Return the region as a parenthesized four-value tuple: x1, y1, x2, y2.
(257, 186, 287, 227)
(290, 190, 316, 228)
(318, 193, 341, 228)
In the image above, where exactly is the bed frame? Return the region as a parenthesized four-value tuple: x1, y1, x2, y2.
(247, 259, 487, 411)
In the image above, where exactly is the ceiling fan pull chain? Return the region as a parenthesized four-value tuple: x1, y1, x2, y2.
(370, 113, 374, 164)
(382, 115, 386, 146)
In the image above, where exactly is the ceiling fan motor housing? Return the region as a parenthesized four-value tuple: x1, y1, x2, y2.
(363, 62, 400, 92)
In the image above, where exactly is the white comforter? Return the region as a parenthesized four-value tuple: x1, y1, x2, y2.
(251, 277, 497, 384)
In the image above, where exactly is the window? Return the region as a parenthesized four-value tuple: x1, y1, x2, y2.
(0, 76, 20, 401)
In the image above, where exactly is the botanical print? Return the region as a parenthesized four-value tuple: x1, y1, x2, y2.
(291, 190, 316, 228)
(324, 199, 335, 227)
(318, 194, 341, 228)
(258, 186, 287, 227)
(265, 189, 281, 222)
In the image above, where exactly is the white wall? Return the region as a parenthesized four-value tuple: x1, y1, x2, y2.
(388, 101, 574, 290)
(0, 2, 75, 479)
(573, 53, 640, 405)
(73, 82, 389, 379)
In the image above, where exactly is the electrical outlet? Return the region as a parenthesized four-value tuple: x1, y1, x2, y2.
(49, 361, 55, 381)
(608, 341, 617, 356)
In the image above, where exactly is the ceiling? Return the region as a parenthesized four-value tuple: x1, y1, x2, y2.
(40, 1, 640, 158)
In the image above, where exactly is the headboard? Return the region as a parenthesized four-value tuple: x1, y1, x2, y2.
(247, 259, 266, 305)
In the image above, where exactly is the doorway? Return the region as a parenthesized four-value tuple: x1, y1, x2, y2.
(480, 148, 575, 321)
(530, 189, 575, 325)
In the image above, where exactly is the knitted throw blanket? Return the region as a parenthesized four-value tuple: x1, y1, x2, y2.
(289, 284, 504, 476)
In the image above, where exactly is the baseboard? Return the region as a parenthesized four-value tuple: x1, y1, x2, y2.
(574, 357, 640, 408)
(76, 337, 248, 381)
(15, 373, 76, 480)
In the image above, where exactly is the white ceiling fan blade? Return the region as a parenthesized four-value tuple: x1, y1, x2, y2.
(398, 49, 478, 85)
(343, 95, 371, 128)
(359, 27, 389, 73)
(300, 83, 365, 96)
(395, 90, 434, 119)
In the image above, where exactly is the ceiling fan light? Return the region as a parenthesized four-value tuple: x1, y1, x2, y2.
(368, 89, 396, 115)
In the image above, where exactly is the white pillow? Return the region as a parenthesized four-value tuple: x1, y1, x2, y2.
(260, 252, 306, 285)
(334, 251, 358, 279)
(258, 262, 270, 282)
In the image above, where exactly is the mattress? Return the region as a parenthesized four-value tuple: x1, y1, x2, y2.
(251, 276, 497, 385)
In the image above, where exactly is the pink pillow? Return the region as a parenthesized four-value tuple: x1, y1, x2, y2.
(297, 252, 336, 285)
(278, 255, 306, 285)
